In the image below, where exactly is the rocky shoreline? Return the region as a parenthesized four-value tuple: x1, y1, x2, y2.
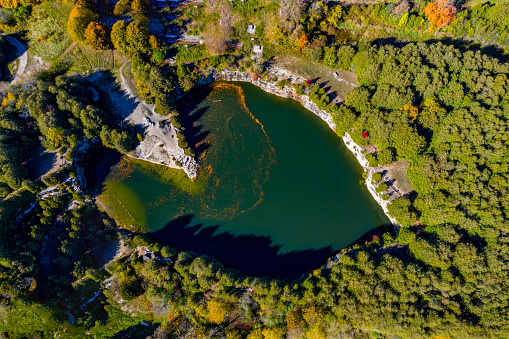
(111, 65, 198, 180)
(197, 68, 399, 226)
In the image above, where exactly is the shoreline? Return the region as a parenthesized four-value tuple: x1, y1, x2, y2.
(198, 68, 399, 226)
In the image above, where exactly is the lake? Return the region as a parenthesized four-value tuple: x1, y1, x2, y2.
(99, 82, 389, 277)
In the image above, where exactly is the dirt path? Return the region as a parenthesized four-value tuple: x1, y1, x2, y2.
(3, 35, 28, 84)
(57, 41, 77, 61)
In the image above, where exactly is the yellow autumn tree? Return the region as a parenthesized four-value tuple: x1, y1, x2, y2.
(111, 20, 130, 53)
(303, 306, 326, 339)
(135, 75, 150, 98)
(113, 0, 132, 16)
(401, 103, 419, 121)
(246, 328, 264, 339)
(131, 0, 149, 13)
(46, 127, 66, 148)
(149, 35, 163, 51)
(0, 0, 39, 8)
(262, 327, 286, 339)
(305, 326, 327, 339)
(286, 308, 302, 331)
(207, 299, 230, 324)
(125, 21, 150, 53)
(225, 329, 242, 339)
(303, 306, 321, 326)
(1, 93, 15, 106)
(0, 0, 19, 8)
(67, 5, 98, 42)
(85, 21, 110, 50)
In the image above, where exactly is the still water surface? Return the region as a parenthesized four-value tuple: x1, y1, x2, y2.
(100, 82, 388, 277)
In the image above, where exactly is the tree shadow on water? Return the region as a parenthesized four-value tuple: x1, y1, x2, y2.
(178, 85, 215, 157)
(149, 215, 335, 279)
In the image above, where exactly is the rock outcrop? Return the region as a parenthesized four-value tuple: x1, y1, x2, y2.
(132, 116, 197, 179)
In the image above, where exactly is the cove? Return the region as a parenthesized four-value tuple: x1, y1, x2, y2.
(100, 82, 389, 278)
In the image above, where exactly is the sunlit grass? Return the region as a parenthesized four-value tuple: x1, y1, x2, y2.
(28, 1, 73, 61)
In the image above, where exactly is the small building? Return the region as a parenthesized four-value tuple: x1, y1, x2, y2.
(253, 45, 263, 54)
(247, 24, 256, 35)
(253, 45, 263, 59)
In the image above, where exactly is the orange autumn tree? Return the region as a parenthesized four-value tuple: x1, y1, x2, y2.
(298, 34, 309, 49)
(424, 0, 457, 32)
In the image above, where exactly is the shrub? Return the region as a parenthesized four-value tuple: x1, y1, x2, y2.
(42, 172, 64, 187)
(120, 279, 142, 301)
(170, 115, 182, 129)
(396, 227, 416, 244)
(0, 182, 11, 198)
(22, 180, 40, 193)
(276, 79, 290, 88)
(161, 246, 178, 258)
(377, 148, 394, 166)
(372, 172, 382, 183)
(365, 153, 378, 167)
(176, 131, 188, 148)
(293, 83, 304, 95)
(382, 232, 394, 246)
(376, 183, 388, 193)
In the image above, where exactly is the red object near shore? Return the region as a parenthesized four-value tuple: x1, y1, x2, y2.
(362, 131, 369, 139)
(305, 79, 311, 86)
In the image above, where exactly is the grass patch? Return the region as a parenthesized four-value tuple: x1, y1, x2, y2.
(28, 1, 73, 61)
(121, 61, 139, 98)
(90, 303, 151, 339)
(0, 298, 84, 338)
(280, 55, 358, 101)
(62, 46, 128, 73)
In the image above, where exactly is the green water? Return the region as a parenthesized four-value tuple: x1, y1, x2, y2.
(102, 82, 388, 256)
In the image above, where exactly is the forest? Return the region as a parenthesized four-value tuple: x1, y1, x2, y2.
(0, 0, 509, 338)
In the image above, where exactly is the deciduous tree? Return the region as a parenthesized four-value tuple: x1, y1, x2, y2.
(424, 0, 457, 31)
(111, 20, 129, 53)
(207, 299, 229, 324)
(131, 0, 149, 13)
(126, 21, 149, 53)
(113, 0, 132, 16)
(85, 21, 111, 50)
(67, 5, 98, 42)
